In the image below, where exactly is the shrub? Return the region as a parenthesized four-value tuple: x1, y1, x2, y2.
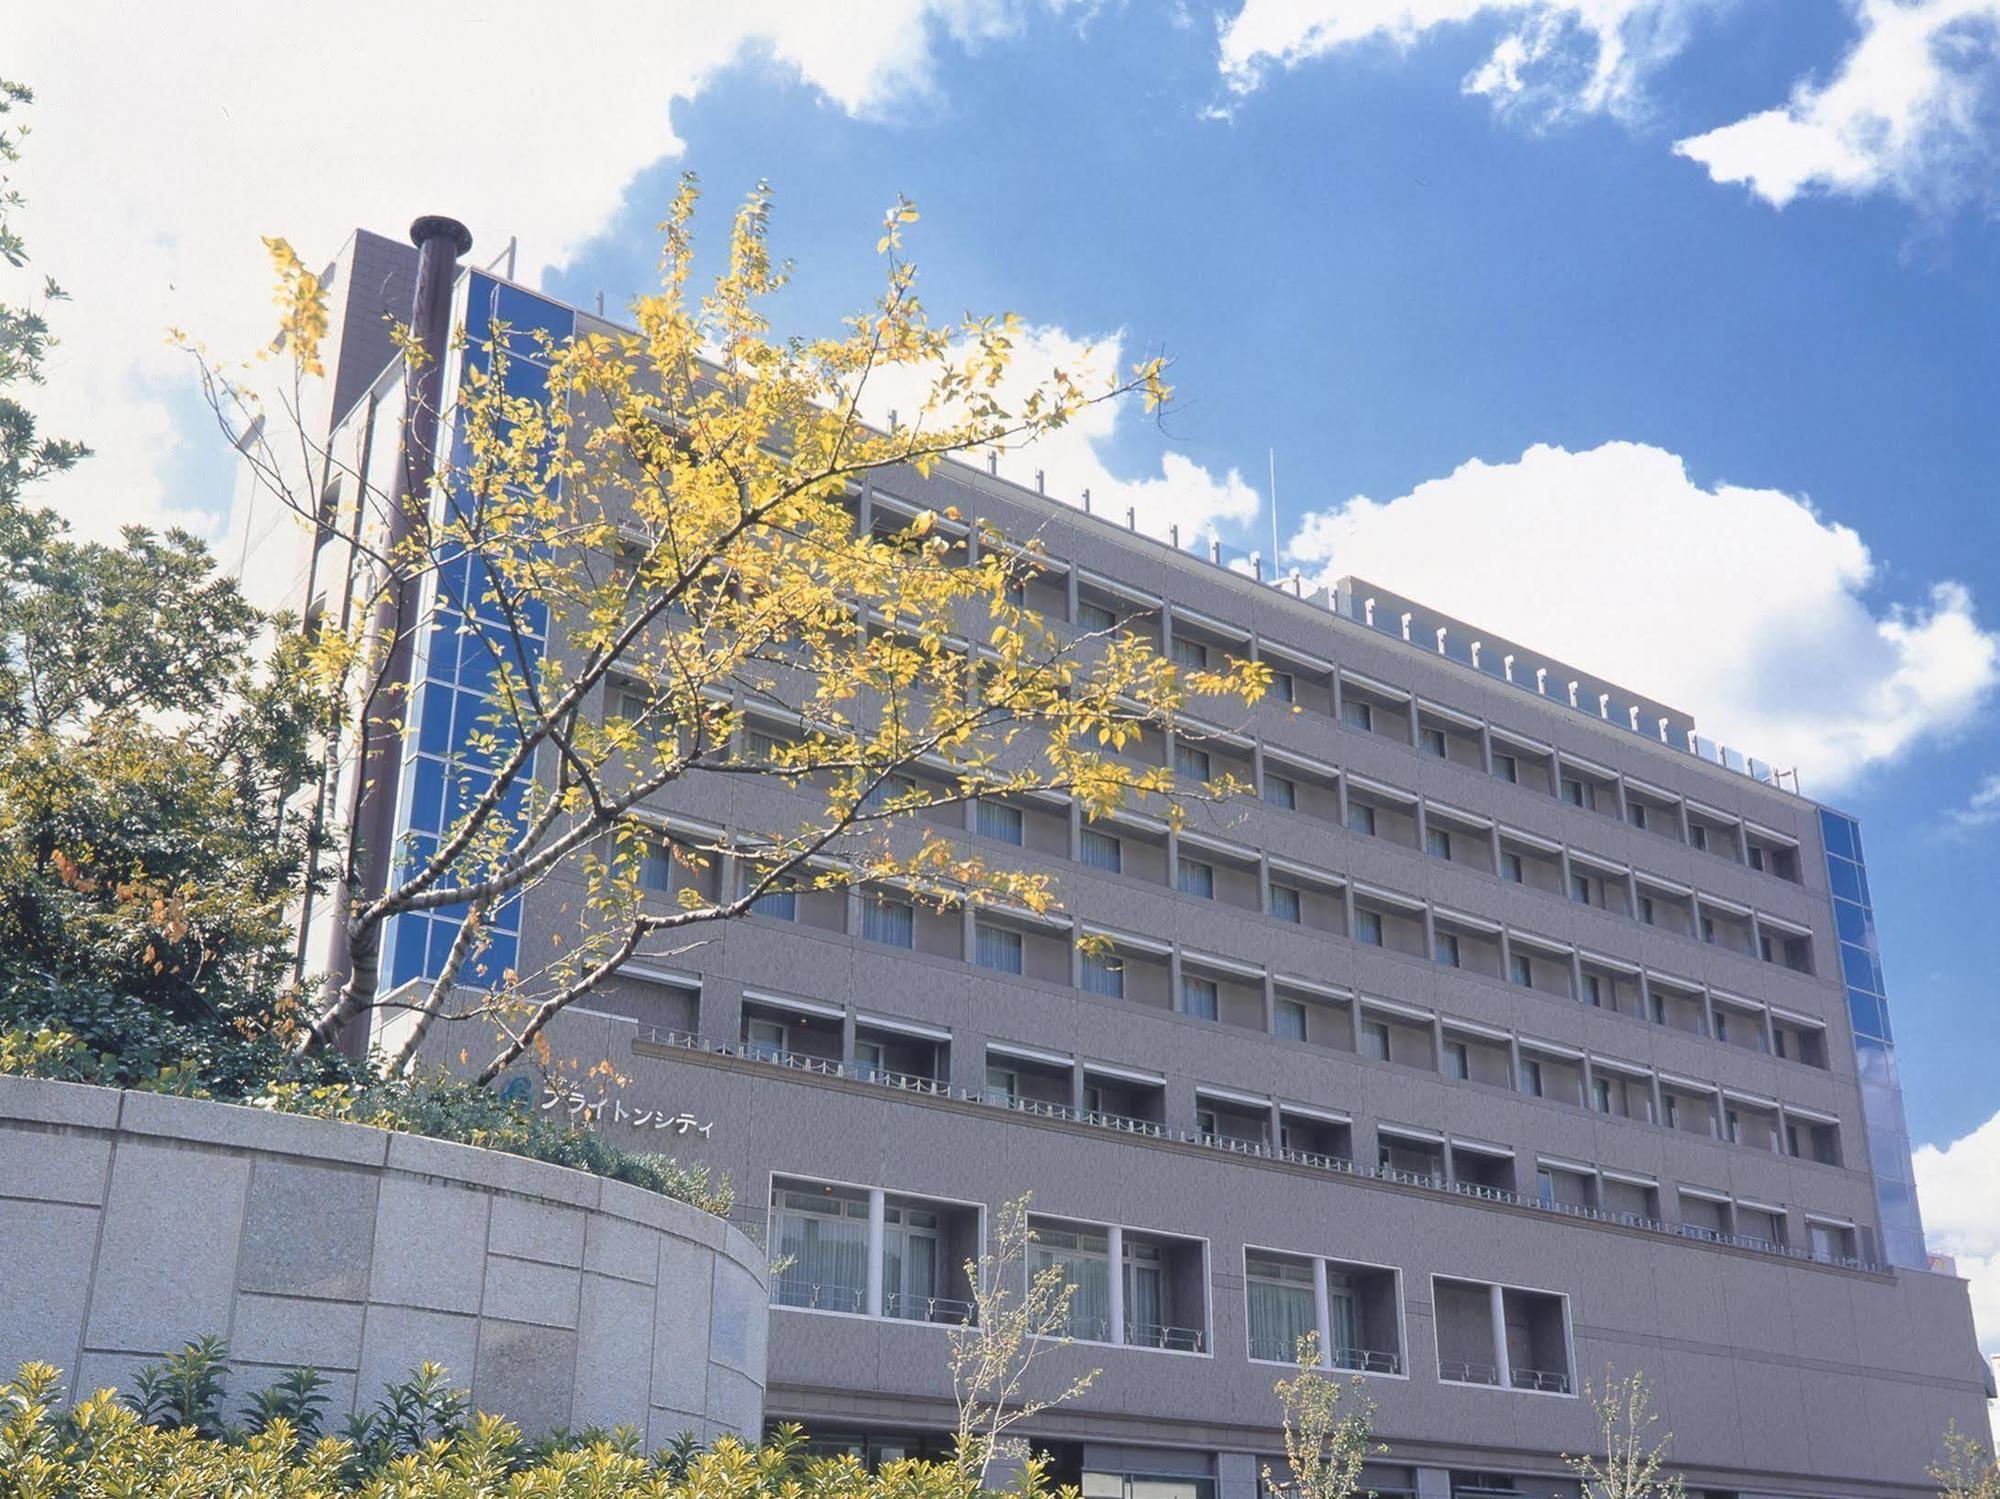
(0, 1353, 1063, 1499)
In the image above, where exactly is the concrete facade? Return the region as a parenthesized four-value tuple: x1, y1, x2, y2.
(292, 235, 1989, 1499)
(0, 1076, 767, 1444)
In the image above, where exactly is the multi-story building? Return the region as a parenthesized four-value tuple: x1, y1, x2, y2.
(289, 221, 1991, 1499)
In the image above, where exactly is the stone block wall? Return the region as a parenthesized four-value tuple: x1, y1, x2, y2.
(0, 1076, 767, 1446)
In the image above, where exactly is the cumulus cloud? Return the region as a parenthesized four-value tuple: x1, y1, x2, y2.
(1674, 0, 2000, 211)
(0, 2, 1047, 573)
(848, 320, 1264, 543)
(1283, 441, 1997, 793)
(1914, 1113, 2000, 1354)
(1216, 1, 1710, 118)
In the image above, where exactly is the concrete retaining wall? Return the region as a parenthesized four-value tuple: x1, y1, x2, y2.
(0, 1076, 767, 1445)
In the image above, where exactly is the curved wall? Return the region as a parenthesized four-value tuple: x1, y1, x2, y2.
(0, 1076, 767, 1445)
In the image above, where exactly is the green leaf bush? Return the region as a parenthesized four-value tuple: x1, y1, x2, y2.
(0, 1351, 1047, 1499)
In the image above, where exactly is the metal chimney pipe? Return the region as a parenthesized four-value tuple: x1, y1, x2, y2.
(330, 215, 472, 1052)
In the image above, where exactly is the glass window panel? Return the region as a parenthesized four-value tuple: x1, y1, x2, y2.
(1263, 774, 1297, 810)
(976, 800, 1025, 845)
(1269, 883, 1303, 923)
(1276, 999, 1308, 1040)
(1181, 976, 1219, 1020)
(1081, 951, 1125, 997)
(862, 895, 915, 948)
(1080, 829, 1123, 872)
(1177, 857, 1215, 898)
(1840, 942, 1877, 992)
(975, 923, 1025, 974)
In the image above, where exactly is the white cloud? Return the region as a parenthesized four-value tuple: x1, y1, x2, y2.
(1675, 0, 2000, 211)
(1216, 1, 1709, 118)
(0, 1, 1045, 586)
(1283, 441, 1997, 793)
(1944, 771, 2000, 834)
(848, 321, 1264, 543)
(1914, 1112, 2000, 1354)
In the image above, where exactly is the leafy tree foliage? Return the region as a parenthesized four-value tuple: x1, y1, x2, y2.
(0, 76, 329, 1095)
(215, 178, 1268, 1083)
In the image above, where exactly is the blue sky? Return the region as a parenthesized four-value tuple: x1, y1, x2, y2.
(543, 6, 2000, 1148)
(12, 2, 2000, 1302)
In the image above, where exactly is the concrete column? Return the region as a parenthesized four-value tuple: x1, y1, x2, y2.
(1069, 915, 1085, 989)
(1065, 567, 1079, 624)
(1648, 1071, 1666, 1129)
(1415, 1470, 1453, 1499)
(1335, 771, 1351, 828)
(856, 478, 874, 536)
(1311, 1255, 1333, 1367)
(1257, 855, 1273, 919)
(840, 1007, 858, 1064)
(1612, 775, 1631, 824)
(1699, 985, 1718, 1040)
(1570, 949, 1586, 1003)
(1217, 1455, 1260, 1499)
(1341, 881, 1358, 941)
(1262, 971, 1278, 1036)
(1067, 800, 1083, 860)
(1581, 1055, 1599, 1114)
(1507, 1032, 1524, 1092)
(1107, 1224, 1126, 1347)
(1558, 844, 1574, 899)
(1414, 800, 1431, 856)
(1488, 1282, 1512, 1388)
(866, 1187, 886, 1317)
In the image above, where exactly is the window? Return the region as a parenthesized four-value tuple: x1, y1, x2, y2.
(975, 922, 1024, 974)
(1270, 672, 1295, 703)
(1080, 949, 1124, 997)
(1492, 753, 1518, 784)
(1758, 933, 1774, 962)
(1700, 916, 1717, 944)
(745, 728, 787, 764)
(1262, 773, 1297, 810)
(985, 1064, 1018, 1103)
(861, 894, 914, 948)
(1773, 1029, 1788, 1060)
(1361, 1020, 1391, 1061)
(1080, 828, 1122, 873)
(1422, 726, 1447, 757)
(1444, 1041, 1469, 1080)
(1170, 636, 1208, 671)
(1435, 932, 1461, 967)
(1426, 827, 1452, 860)
(1561, 777, 1587, 808)
(738, 865, 797, 920)
(1649, 991, 1666, 1024)
(640, 840, 674, 893)
(1690, 824, 1709, 852)
(1077, 599, 1118, 632)
(1725, 1109, 1742, 1145)
(1174, 743, 1211, 781)
(1509, 953, 1533, 987)
(1355, 909, 1384, 946)
(1347, 802, 1377, 837)
(1629, 802, 1648, 831)
(881, 1202, 942, 1320)
(1501, 851, 1524, 883)
(862, 772, 917, 811)
(1581, 973, 1603, 1007)
(1570, 872, 1592, 905)
(1593, 1077, 1613, 1113)
(1269, 883, 1302, 923)
(1521, 1058, 1544, 1097)
(1181, 975, 1219, 1021)
(1031, 1227, 1112, 1342)
(1713, 1011, 1729, 1043)
(773, 1185, 870, 1312)
(1176, 857, 1215, 899)
(745, 1018, 787, 1062)
(1748, 845, 1767, 873)
(1638, 896, 1656, 925)
(1341, 697, 1373, 732)
(1246, 1254, 1317, 1364)
(975, 800, 1024, 845)
(1663, 1096, 1680, 1128)
(1276, 999, 1308, 1041)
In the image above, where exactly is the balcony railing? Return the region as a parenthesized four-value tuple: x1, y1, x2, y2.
(775, 1278, 867, 1314)
(1511, 1367, 1572, 1394)
(883, 1292, 977, 1325)
(1330, 1346, 1402, 1375)
(1126, 1322, 1206, 1353)
(1440, 1360, 1500, 1386)
(632, 1026, 1887, 1274)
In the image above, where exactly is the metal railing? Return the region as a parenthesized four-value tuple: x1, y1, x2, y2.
(1330, 1346, 1401, 1375)
(1127, 1322, 1205, 1353)
(774, 1279, 867, 1314)
(1511, 1367, 1572, 1394)
(1440, 1360, 1500, 1386)
(635, 1026, 1888, 1275)
(883, 1292, 977, 1325)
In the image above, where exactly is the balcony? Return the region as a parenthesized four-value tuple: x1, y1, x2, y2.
(628, 1028, 1888, 1274)
(1031, 1217, 1207, 1355)
(770, 1176, 981, 1328)
(1246, 1250, 1402, 1375)
(1434, 1277, 1573, 1397)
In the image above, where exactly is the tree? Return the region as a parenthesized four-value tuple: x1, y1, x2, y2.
(204, 177, 1270, 1083)
(948, 1194, 1100, 1484)
(1932, 1422, 2000, 1499)
(1260, 1333, 1380, 1499)
(1562, 1369, 1684, 1499)
(0, 76, 330, 1095)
